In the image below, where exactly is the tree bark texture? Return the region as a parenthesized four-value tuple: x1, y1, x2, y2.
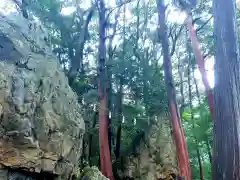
(212, 0, 240, 179)
(98, 0, 114, 179)
(156, 0, 191, 179)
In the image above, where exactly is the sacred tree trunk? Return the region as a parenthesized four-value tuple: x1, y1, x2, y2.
(212, 0, 240, 179)
(98, 0, 114, 179)
(156, 0, 191, 179)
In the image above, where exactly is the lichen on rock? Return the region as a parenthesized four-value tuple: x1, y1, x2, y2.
(0, 11, 84, 179)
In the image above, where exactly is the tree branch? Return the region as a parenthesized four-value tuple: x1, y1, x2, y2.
(105, 0, 132, 21)
(196, 16, 213, 32)
(108, 1, 122, 54)
(170, 24, 184, 56)
(68, 5, 95, 81)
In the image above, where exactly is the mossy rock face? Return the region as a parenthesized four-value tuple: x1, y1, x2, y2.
(123, 116, 179, 180)
(79, 166, 109, 180)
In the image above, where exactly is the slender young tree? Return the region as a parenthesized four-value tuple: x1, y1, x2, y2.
(177, 55, 185, 116)
(187, 48, 204, 180)
(107, 0, 122, 154)
(174, 0, 214, 119)
(115, 3, 126, 160)
(156, 0, 191, 179)
(196, 148, 204, 180)
(212, 0, 240, 179)
(185, 15, 214, 120)
(97, 0, 114, 179)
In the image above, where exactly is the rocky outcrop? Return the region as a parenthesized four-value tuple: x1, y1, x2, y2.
(123, 116, 179, 180)
(0, 10, 84, 180)
(78, 166, 109, 180)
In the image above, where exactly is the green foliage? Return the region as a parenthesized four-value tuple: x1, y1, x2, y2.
(22, 0, 216, 179)
(182, 99, 212, 180)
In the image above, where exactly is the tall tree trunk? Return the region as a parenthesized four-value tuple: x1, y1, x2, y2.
(196, 147, 204, 180)
(115, 77, 123, 159)
(205, 137, 212, 164)
(115, 3, 125, 160)
(185, 15, 214, 120)
(107, 1, 122, 156)
(156, 1, 191, 179)
(115, 124, 122, 159)
(108, 116, 112, 158)
(212, 0, 240, 179)
(193, 69, 201, 104)
(88, 111, 98, 166)
(187, 48, 204, 180)
(177, 56, 185, 116)
(98, 0, 114, 179)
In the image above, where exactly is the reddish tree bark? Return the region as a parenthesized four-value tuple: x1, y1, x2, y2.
(98, 0, 114, 179)
(156, 0, 191, 179)
(185, 16, 214, 120)
(169, 104, 191, 180)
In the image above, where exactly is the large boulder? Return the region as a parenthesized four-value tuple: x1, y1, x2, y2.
(123, 116, 179, 180)
(0, 9, 84, 180)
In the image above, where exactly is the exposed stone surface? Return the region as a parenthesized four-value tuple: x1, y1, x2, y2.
(0, 10, 84, 179)
(123, 116, 178, 180)
(79, 166, 109, 180)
